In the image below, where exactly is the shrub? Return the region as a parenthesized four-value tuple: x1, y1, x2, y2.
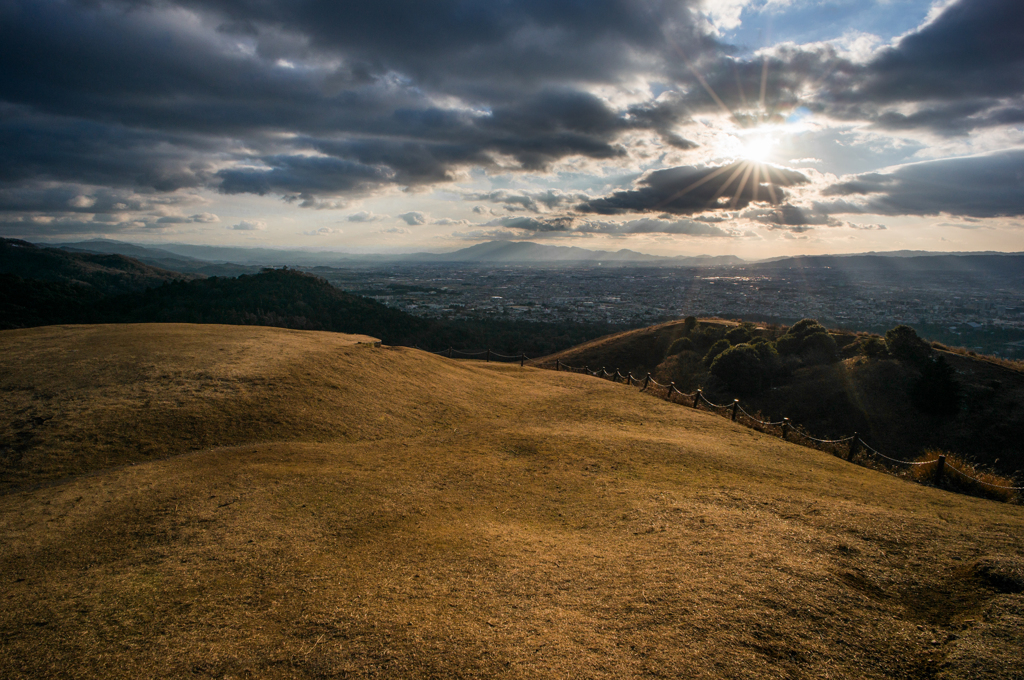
(703, 339, 731, 366)
(776, 318, 838, 364)
(683, 316, 697, 334)
(725, 326, 751, 345)
(657, 350, 707, 391)
(709, 343, 766, 394)
(691, 325, 723, 353)
(750, 338, 781, 381)
(668, 336, 694, 355)
(885, 325, 932, 365)
(860, 336, 887, 358)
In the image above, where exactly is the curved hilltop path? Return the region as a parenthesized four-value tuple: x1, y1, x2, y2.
(1, 324, 1022, 679)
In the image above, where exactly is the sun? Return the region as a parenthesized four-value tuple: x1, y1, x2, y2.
(738, 130, 777, 162)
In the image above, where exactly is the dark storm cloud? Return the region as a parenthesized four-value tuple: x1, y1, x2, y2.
(0, 215, 175, 237)
(146, 0, 701, 89)
(0, 183, 194, 215)
(0, 111, 215, 192)
(2, 0, 709, 206)
(577, 162, 808, 215)
(804, 0, 1024, 134)
(216, 155, 398, 206)
(3, 0, 1023, 230)
(823, 150, 1024, 218)
(852, 0, 1024, 104)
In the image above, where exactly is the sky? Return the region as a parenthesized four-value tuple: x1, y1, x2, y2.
(2, 0, 1023, 259)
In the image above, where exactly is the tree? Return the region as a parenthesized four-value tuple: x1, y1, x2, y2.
(683, 316, 697, 334)
(710, 344, 766, 394)
(750, 337, 781, 381)
(885, 325, 932, 365)
(703, 339, 731, 366)
(668, 336, 693, 355)
(776, 318, 837, 364)
(860, 336, 887, 358)
(725, 326, 751, 345)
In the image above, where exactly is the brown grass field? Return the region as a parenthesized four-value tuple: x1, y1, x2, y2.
(1, 324, 1023, 679)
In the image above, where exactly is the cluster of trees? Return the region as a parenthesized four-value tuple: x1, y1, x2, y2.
(661, 317, 962, 416)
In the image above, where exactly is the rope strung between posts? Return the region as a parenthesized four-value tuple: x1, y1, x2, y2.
(858, 439, 929, 466)
(490, 351, 526, 360)
(699, 392, 733, 410)
(790, 431, 856, 445)
(736, 404, 786, 427)
(485, 356, 1015, 499)
(944, 464, 1024, 490)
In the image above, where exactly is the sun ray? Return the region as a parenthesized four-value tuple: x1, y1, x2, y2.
(734, 61, 750, 111)
(751, 162, 761, 203)
(759, 56, 769, 124)
(708, 161, 750, 207)
(731, 162, 756, 209)
(763, 163, 779, 204)
(654, 162, 737, 211)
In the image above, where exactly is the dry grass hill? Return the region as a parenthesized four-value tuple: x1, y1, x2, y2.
(2, 324, 1023, 679)
(535, 318, 1024, 479)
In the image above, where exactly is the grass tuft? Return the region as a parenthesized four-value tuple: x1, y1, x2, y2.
(909, 449, 1021, 503)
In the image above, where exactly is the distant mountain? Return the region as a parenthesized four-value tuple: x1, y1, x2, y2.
(743, 252, 1024, 278)
(45, 238, 746, 268)
(55, 239, 262, 276)
(45, 238, 1024, 273)
(404, 240, 744, 266)
(0, 238, 203, 329)
(1, 238, 197, 295)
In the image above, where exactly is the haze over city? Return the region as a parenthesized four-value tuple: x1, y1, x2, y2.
(2, 0, 1023, 259)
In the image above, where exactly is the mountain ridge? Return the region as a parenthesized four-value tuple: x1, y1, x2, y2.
(47, 237, 1024, 270)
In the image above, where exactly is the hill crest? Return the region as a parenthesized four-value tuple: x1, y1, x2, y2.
(1, 323, 1022, 678)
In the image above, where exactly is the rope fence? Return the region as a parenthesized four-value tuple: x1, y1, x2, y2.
(411, 345, 1021, 500)
(416, 346, 531, 366)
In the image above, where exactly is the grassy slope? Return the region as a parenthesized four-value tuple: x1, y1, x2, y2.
(533, 318, 718, 376)
(1, 324, 1023, 679)
(536, 320, 1024, 475)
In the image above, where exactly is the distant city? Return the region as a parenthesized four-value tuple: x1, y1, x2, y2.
(311, 264, 1024, 358)
(37, 238, 1024, 358)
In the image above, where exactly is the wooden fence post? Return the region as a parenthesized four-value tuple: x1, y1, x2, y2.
(486, 349, 491, 362)
(731, 399, 739, 421)
(669, 382, 676, 401)
(934, 455, 946, 485)
(520, 353, 525, 367)
(448, 347, 452, 358)
(693, 389, 701, 409)
(848, 433, 859, 461)
(643, 373, 651, 391)
(555, 360, 560, 371)
(781, 418, 790, 441)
